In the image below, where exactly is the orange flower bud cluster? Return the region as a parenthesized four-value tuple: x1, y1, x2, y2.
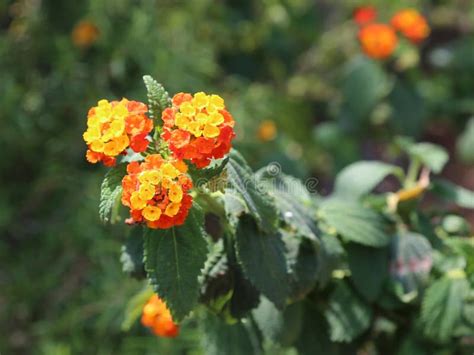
(121, 154, 193, 229)
(141, 294, 179, 338)
(83, 99, 153, 166)
(354, 6, 430, 60)
(161, 92, 235, 168)
(391, 9, 430, 43)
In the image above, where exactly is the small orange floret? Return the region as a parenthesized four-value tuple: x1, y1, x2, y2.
(141, 294, 179, 338)
(161, 92, 236, 168)
(121, 154, 193, 229)
(72, 20, 100, 48)
(358, 23, 398, 59)
(353, 6, 377, 26)
(391, 9, 430, 43)
(83, 99, 153, 166)
(257, 120, 277, 142)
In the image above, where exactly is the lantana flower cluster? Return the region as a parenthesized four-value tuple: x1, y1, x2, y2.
(83, 92, 235, 229)
(354, 7, 430, 60)
(141, 294, 179, 338)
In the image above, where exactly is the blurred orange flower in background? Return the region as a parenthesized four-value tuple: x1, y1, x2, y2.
(72, 20, 100, 48)
(257, 120, 277, 142)
(353, 6, 377, 26)
(391, 9, 430, 43)
(141, 294, 179, 338)
(358, 23, 398, 59)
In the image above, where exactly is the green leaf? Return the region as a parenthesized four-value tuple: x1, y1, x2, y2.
(121, 286, 154, 331)
(144, 206, 208, 320)
(189, 156, 229, 185)
(142, 75, 171, 121)
(226, 149, 278, 233)
(257, 169, 320, 243)
(317, 234, 345, 288)
(252, 297, 303, 346)
(319, 200, 390, 247)
(99, 164, 127, 223)
(235, 215, 289, 308)
(347, 243, 388, 301)
(431, 179, 474, 209)
(334, 161, 403, 199)
(202, 314, 261, 355)
(325, 281, 372, 342)
(407, 143, 449, 174)
(421, 276, 469, 343)
(120, 226, 145, 279)
(457, 118, 474, 164)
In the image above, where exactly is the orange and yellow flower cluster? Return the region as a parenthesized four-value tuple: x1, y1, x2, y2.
(83, 99, 153, 166)
(161, 92, 235, 168)
(121, 154, 193, 229)
(354, 7, 430, 60)
(141, 294, 179, 338)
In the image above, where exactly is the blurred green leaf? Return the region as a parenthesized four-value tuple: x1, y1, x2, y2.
(120, 226, 145, 279)
(407, 143, 449, 174)
(431, 179, 474, 209)
(121, 286, 154, 331)
(457, 118, 474, 164)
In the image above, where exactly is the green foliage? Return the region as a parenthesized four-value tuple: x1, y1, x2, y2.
(99, 164, 127, 223)
(406, 142, 449, 174)
(144, 206, 208, 320)
(121, 286, 154, 331)
(319, 200, 390, 247)
(431, 179, 474, 209)
(235, 216, 289, 309)
(457, 118, 474, 163)
(120, 226, 145, 279)
(143, 75, 171, 121)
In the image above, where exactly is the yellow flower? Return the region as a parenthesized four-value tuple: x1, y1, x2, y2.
(164, 203, 180, 217)
(142, 206, 162, 222)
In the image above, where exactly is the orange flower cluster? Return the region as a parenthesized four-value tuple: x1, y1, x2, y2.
(161, 92, 235, 168)
(353, 6, 377, 26)
(358, 24, 398, 60)
(355, 7, 430, 60)
(121, 154, 193, 229)
(72, 20, 100, 48)
(83, 99, 153, 167)
(141, 294, 179, 338)
(391, 9, 430, 43)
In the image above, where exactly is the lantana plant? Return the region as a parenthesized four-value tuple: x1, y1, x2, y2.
(85, 76, 474, 353)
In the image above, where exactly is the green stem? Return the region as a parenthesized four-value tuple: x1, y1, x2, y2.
(405, 158, 421, 188)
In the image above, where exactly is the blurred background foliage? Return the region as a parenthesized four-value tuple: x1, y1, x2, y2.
(1, 0, 473, 353)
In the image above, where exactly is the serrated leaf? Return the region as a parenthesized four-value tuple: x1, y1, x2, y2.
(121, 286, 154, 331)
(144, 206, 208, 320)
(407, 143, 449, 174)
(431, 179, 474, 209)
(325, 281, 372, 342)
(235, 215, 289, 308)
(334, 161, 403, 199)
(319, 200, 390, 247)
(202, 314, 261, 355)
(347, 243, 388, 302)
(226, 149, 278, 233)
(252, 297, 303, 346)
(421, 276, 469, 343)
(189, 156, 229, 184)
(99, 164, 127, 223)
(120, 226, 145, 279)
(142, 75, 171, 121)
(257, 170, 320, 243)
(295, 304, 335, 355)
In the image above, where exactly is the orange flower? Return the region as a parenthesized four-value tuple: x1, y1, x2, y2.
(83, 99, 153, 166)
(391, 9, 430, 43)
(257, 120, 277, 142)
(353, 6, 377, 26)
(161, 92, 235, 168)
(358, 23, 398, 59)
(141, 294, 179, 338)
(121, 154, 193, 229)
(72, 20, 100, 48)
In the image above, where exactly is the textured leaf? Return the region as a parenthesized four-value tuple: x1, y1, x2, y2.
(202, 314, 261, 355)
(226, 149, 278, 233)
(142, 75, 171, 121)
(99, 164, 127, 223)
(120, 226, 145, 279)
(421, 276, 469, 343)
(317, 234, 345, 288)
(235, 215, 289, 308)
(319, 200, 390, 247)
(325, 281, 372, 342)
(252, 297, 303, 346)
(189, 156, 229, 185)
(334, 161, 402, 199)
(347, 243, 388, 301)
(121, 286, 154, 331)
(431, 179, 474, 209)
(407, 143, 449, 174)
(144, 206, 208, 320)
